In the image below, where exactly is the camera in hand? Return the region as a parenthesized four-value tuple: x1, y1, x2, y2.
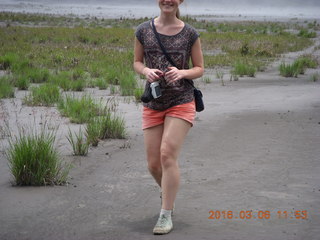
(141, 81, 162, 103)
(150, 81, 162, 99)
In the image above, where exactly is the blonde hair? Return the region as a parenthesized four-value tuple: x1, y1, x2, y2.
(176, 0, 184, 19)
(176, 8, 180, 19)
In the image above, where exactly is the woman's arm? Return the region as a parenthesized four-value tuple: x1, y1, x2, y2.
(133, 37, 163, 82)
(165, 38, 204, 83)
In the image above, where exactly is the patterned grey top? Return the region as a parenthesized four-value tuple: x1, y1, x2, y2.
(135, 20, 200, 111)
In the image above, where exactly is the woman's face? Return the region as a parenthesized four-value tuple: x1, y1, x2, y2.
(158, 0, 182, 15)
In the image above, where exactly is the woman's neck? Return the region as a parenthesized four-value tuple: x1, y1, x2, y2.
(156, 13, 179, 26)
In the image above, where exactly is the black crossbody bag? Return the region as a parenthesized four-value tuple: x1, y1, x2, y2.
(151, 19, 204, 112)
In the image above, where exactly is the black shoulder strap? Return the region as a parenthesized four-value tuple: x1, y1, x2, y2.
(151, 18, 194, 88)
(151, 18, 177, 68)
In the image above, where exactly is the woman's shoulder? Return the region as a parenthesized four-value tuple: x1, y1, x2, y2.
(181, 22, 200, 44)
(135, 20, 152, 44)
(183, 22, 199, 35)
(136, 20, 152, 32)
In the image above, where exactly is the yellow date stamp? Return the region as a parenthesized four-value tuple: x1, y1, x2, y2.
(208, 210, 308, 220)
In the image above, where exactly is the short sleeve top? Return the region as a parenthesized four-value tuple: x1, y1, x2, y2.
(135, 20, 200, 111)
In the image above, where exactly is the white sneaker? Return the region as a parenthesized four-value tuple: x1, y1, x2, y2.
(153, 214, 173, 235)
(160, 191, 175, 216)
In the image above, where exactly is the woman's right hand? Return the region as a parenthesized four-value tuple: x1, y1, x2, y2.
(143, 68, 163, 83)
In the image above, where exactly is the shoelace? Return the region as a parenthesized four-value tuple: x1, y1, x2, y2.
(158, 215, 170, 226)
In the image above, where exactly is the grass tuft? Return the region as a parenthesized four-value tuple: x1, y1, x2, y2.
(279, 62, 300, 77)
(279, 55, 318, 77)
(0, 76, 15, 98)
(24, 83, 61, 106)
(58, 94, 104, 124)
(310, 72, 319, 82)
(67, 128, 89, 156)
(49, 71, 72, 91)
(216, 70, 225, 86)
(231, 62, 256, 77)
(0, 52, 18, 70)
(14, 74, 30, 90)
(98, 113, 126, 139)
(95, 77, 109, 90)
(202, 76, 212, 84)
(134, 87, 144, 102)
(7, 126, 69, 186)
(298, 28, 317, 38)
(85, 118, 102, 147)
(26, 68, 50, 83)
(119, 71, 137, 96)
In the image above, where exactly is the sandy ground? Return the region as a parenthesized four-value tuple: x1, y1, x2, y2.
(1, 28, 320, 240)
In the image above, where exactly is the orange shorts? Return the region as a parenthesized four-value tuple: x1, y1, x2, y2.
(142, 101, 196, 130)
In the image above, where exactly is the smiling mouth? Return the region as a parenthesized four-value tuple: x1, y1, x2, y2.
(161, 2, 175, 7)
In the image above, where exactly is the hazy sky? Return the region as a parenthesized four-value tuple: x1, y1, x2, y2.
(0, 0, 319, 18)
(2, 0, 320, 7)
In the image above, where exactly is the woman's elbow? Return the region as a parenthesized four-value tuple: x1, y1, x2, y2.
(200, 66, 205, 76)
(133, 61, 138, 71)
(197, 65, 204, 78)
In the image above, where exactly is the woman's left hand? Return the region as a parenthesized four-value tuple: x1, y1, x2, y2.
(164, 67, 185, 84)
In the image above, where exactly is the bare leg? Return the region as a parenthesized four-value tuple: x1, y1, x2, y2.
(143, 124, 164, 187)
(160, 117, 191, 210)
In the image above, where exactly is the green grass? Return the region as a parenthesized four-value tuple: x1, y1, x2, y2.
(134, 87, 144, 102)
(307, 20, 319, 30)
(0, 25, 135, 93)
(10, 58, 32, 75)
(58, 94, 105, 124)
(7, 127, 69, 186)
(48, 69, 89, 91)
(85, 114, 126, 146)
(298, 28, 317, 38)
(310, 72, 319, 82)
(97, 114, 126, 139)
(119, 71, 137, 96)
(14, 74, 30, 90)
(109, 85, 118, 95)
(6, 12, 312, 37)
(49, 71, 72, 91)
(0, 52, 18, 70)
(49, 69, 87, 92)
(0, 75, 15, 98)
(279, 62, 300, 77)
(201, 30, 312, 69)
(231, 62, 256, 77)
(216, 70, 224, 79)
(67, 128, 89, 156)
(105, 65, 121, 85)
(24, 68, 50, 83)
(0, 12, 314, 95)
(0, 12, 148, 28)
(181, 16, 289, 35)
(215, 70, 225, 85)
(95, 77, 109, 90)
(85, 117, 102, 147)
(201, 76, 212, 84)
(70, 79, 86, 91)
(85, 99, 126, 145)
(295, 55, 318, 69)
(24, 83, 61, 106)
(279, 55, 318, 77)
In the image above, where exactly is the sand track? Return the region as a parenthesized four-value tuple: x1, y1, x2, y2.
(0, 26, 320, 240)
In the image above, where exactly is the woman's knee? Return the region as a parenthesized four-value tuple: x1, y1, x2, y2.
(148, 160, 161, 174)
(160, 143, 178, 169)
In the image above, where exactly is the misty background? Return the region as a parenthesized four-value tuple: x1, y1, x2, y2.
(0, 0, 319, 19)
